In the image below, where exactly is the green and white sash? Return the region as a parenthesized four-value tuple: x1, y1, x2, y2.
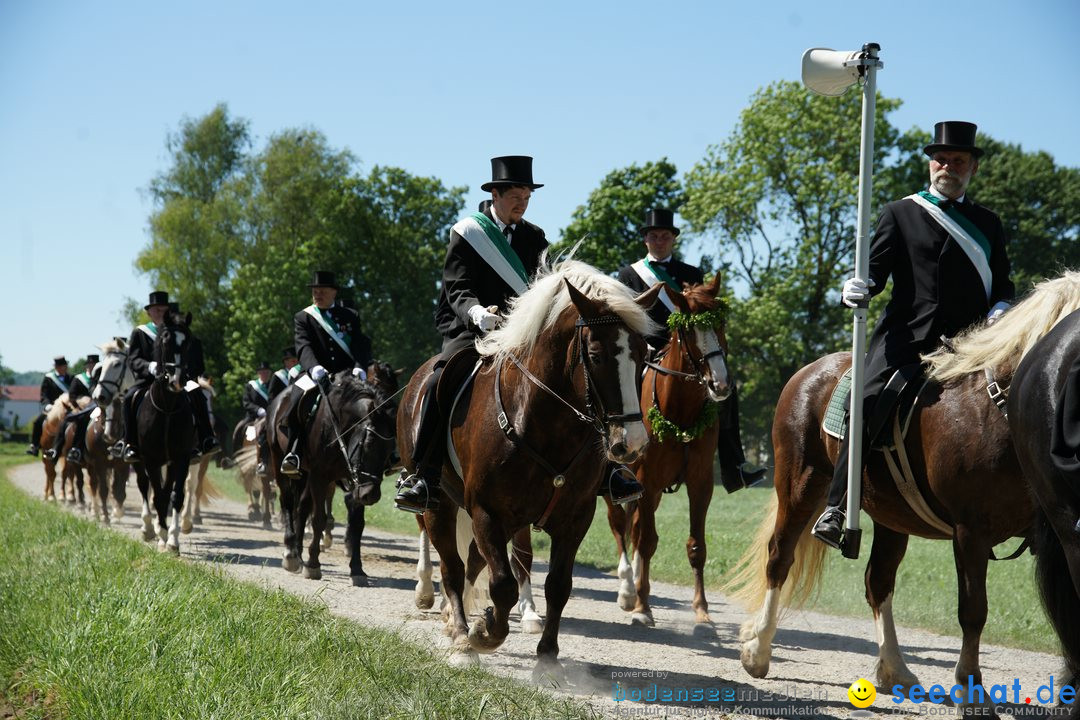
(76, 372, 91, 388)
(275, 368, 291, 387)
(248, 379, 269, 401)
(45, 371, 70, 394)
(137, 322, 158, 340)
(287, 364, 303, 380)
(303, 305, 353, 359)
(908, 193, 992, 301)
(451, 212, 529, 295)
(630, 259, 677, 312)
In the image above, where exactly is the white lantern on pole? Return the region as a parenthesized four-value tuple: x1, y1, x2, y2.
(801, 43, 883, 559)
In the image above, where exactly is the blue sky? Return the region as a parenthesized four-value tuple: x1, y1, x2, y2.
(2, 0, 1078, 372)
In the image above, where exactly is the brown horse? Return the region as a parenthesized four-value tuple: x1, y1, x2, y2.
(396, 259, 661, 676)
(728, 271, 1080, 714)
(86, 338, 138, 522)
(604, 274, 732, 627)
(40, 394, 90, 503)
(1008, 307, 1080, 715)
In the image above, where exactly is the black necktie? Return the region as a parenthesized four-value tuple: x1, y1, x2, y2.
(938, 199, 954, 212)
(503, 225, 512, 239)
(654, 260, 671, 271)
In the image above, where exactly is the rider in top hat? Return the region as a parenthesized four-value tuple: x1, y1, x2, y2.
(278, 270, 373, 476)
(243, 361, 273, 421)
(26, 356, 73, 456)
(394, 156, 646, 513)
(44, 354, 100, 464)
(268, 347, 299, 399)
(618, 208, 767, 492)
(812, 121, 1015, 550)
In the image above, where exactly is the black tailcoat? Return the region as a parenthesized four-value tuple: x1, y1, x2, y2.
(617, 258, 705, 350)
(294, 305, 373, 375)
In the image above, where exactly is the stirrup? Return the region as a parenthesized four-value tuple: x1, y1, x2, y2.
(280, 452, 301, 477)
(66, 448, 83, 465)
(607, 465, 644, 505)
(811, 507, 845, 550)
(122, 445, 139, 463)
(394, 475, 440, 514)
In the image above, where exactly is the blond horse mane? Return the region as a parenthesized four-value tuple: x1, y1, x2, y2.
(474, 255, 658, 367)
(926, 271, 1080, 382)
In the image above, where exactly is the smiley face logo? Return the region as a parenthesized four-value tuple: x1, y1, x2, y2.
(848, 678, 876, 708)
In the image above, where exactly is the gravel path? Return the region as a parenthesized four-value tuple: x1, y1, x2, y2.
(11, 463, 1067, 720)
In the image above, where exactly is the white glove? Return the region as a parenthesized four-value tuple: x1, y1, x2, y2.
(148, 361, 158, 375)
(309, 365, 327, 382)
(256, 407, 266, 418)
(467, 304, 500, 332)
(44, 403, 53, 412)
(841, 277, 875, 308)
(352, 367, 367, 381)
(986, 300, 1011, 325)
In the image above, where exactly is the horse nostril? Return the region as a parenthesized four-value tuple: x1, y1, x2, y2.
(611, 442, 628, 458)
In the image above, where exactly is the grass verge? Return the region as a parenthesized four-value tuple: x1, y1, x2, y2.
(205, 460, 1054, 654)
(0, 444, 597, 720)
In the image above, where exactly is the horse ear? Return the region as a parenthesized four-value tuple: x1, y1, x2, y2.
(633, 282, 664, 310)
(668, 284, 692, 312)
(564, 278, 600, 319)
(705, 272, 723, 297)
(184, 312, 193, 327)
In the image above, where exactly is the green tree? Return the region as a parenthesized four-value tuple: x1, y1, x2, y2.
(553, 159, 684, 272)
(135, 103, 250, 392)
(683, 81, 905, 457)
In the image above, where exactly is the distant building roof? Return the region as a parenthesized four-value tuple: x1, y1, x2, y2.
(2, 386, 40, 402)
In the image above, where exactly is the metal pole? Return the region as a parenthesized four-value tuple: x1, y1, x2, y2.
(841, 43, 881, 559)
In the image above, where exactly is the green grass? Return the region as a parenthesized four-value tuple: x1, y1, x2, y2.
(206, 462, 1055, 654)
(0, 445, 597, 720)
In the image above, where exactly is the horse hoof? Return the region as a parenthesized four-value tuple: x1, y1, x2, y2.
(157, 540, 168, 552)
(320, 532, 333, 551)
(521, 616, 545, 634)
(142, 528, 156, 542)
(351, 574, 372, 587)
(302, 565, 322, 580)
(740, 640, 771, 679)
(467, 608, 504, 654)
(166, 542, 180, 555)
(415, 586, 435, 610)
(261, 520, 272, 531)
(282, 555, 301, 573)
(617, 590, 636, 612)
(875, 662, 920, 694)
(448, 650, 480, 668)
(112, 506, 125, 519)
(692, 621, 717, 639)
(181, 519, 193, 534)
(532, 658, 566, 688)
(342, 544, 352, 558)
(630, 611, 654, 627)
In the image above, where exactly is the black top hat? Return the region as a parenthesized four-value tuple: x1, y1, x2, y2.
(86, 354, 100, 364)
(167, 302, 180, 314)
(256, 360, 272, 371)
(924, 121, 984, 158)
(309, 270, 339, 289)
(144, 290, 170, 310)
(282, 346, 298, 360)
(480, 156, 544, 192)
(638, 208, 681, 237)
(478, 199, 493, 213)
(53, 356, 68, 366)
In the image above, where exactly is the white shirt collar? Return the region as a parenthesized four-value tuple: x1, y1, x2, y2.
(647, 253, 673, 263)
(490, 205, 515, 232)
(928, 185, 965, 204)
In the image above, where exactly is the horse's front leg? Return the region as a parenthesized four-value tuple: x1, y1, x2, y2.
(278, 477, 301, 572)
(301, 478, 323, 579)
(321, 487, 335, 551)
(165, 459, 188, 554)
(629, 488, 661, 627)
(534, 500, 593, 685)
(414, 522, 435, 609)
(180, 466, 197, 534)
(604, 496, 638, 612)
(468, 508, 514, 654)
(952, 524, 997, 718)
(344, 490, 369, 585)
(866, 521, 921, 691)
(686, 460, 715, 626)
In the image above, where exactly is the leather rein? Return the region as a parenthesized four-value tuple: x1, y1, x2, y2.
(493, 314, 641, 530)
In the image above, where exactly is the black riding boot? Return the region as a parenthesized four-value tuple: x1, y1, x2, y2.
(279, 385, 306, 477)
(395, 371, 443, 514)
(47, 416, 73, 461)
(598, 463, 645, 505)
(188, 388, 217, 457)
(120, 389, 141, 462)
(716, 385, 767, 492)
(27, 413, 46, 455)
(67, 410, 93, 465)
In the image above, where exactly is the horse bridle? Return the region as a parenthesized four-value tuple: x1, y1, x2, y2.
(96, 349, 131, 401)
(571, 314, 645, 428)
(645, 325, 726, 385)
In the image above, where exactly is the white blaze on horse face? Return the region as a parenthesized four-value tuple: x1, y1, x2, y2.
(611, 329, 648, 457)
(695, 327, 731, 402)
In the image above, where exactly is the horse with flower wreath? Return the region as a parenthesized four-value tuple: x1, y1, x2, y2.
(604, 273, 733, 627)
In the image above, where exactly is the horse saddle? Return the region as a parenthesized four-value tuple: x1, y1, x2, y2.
(437, 348, 484, 485)
(822, 363, 928, 450)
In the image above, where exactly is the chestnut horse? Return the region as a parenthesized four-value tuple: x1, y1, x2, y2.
(396, 259, 661, 676)
(605, 275, 732, 627)
(729, 271, 1080, 714)
(1009, 307, 1080, 712)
